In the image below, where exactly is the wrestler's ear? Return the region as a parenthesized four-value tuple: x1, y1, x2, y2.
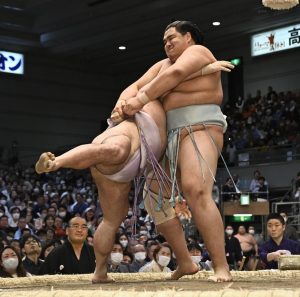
(185, 32, 192, 44)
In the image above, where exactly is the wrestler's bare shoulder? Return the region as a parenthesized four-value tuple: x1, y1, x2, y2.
(183, 45, 215, 58)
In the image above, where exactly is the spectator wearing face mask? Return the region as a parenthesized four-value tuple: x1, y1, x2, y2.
(139, 243, 172, 273)
(8, 206, 21, 228)
(120, 244, 147, 272)
(118, 233, 129, 251)
(0, 245, 30, 277)
(248, 226, 264, 246)
(108, 242, 123, 273)
(56, 205, 71, 223)
(225, 225, 243, 270)
(187, 242, 210, 270)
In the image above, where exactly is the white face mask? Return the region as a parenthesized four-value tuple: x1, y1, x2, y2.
(226, 229, 233, 236)
(110, 252, 123, 265)
(127, 211, 133, 217)
(58, 212, 66, 218)
(191, 255, 202, 264)
(2, 257, 19, 270)
(120, 240, 128, 248)
(139, 230, 147, 235)
(248, 229, 255, 235)
(86, 198, 93, 204)
(134, 252, 146, 262)
(0, 212, 4, 217)
(157, 255, 171, 267)
(12, 213, 20, 220)
(0, 200, 6, 205)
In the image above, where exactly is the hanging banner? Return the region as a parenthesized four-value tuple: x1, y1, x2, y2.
(251, 23, 300, 56)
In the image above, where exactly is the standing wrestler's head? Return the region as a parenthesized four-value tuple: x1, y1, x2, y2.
(163, 21, 204, 63)
(165, 21, 204, 45)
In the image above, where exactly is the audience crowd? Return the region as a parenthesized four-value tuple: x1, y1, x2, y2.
(224, 88, 299, 161)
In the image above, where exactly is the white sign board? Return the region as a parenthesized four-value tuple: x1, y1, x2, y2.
(251, 24, 300, 57)
(0, 50, 24, 74)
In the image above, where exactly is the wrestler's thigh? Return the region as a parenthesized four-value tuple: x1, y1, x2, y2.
(91, 168, 131, 221)
(178, 126, 223, 196)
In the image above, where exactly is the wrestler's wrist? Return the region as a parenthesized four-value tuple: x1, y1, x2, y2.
(116, 99, 126, 107)
(137, 91, 150, 106)
(201, 64, 211, 76)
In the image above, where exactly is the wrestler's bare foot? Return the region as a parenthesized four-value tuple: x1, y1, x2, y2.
(171, 262, 199, 280)
(92, 276, 115, 284)
(92, 268, 115, 284)
(208, 267, 232, 283)
(35, 152, 56, 174)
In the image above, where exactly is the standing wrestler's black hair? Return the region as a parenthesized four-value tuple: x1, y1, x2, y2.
(164, 20, 204, 45)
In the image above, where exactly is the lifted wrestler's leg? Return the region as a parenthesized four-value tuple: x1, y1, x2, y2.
(156, 217, 199, 280)
(178, 126, 232, 282)
(92, 174, 130, 283)
(35, 135, 131, 174)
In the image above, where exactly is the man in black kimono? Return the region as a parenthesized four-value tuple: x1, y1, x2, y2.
(39, 217, 95, 274)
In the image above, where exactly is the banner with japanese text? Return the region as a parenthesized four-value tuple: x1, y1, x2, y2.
(0, 50, 24, 74)
(251, 23, 300, 57)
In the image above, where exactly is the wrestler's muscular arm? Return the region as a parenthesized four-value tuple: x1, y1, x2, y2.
(123, 45, 214, 115)
(112, 60, 166, 117)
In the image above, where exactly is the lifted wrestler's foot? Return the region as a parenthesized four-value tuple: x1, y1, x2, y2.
(171, 262, 199, 280)
(208, 267, 232, 283)
(35, 152, 56, 174)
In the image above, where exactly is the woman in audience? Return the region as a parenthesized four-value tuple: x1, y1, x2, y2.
(118, 233, 130, 252)
(0, 246, 30, 277)
(139, 242, 172, 273)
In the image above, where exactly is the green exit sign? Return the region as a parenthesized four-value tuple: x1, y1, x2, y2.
(230, 58, 241, 66)
(231, 214, 253, 222)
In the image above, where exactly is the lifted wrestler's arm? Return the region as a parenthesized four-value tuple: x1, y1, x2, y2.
(112, 60, 166, 117)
